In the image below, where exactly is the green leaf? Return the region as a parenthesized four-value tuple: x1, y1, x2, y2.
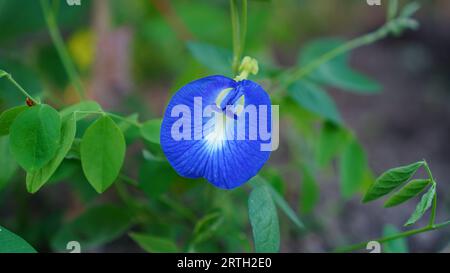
(384, 179, 431, 208)
(0, 136, 18, 190)
(339, 139, 367, 199)
(139, 157, 178, 198)
(251, 176, 303, 229)
(80, 116, 126, 193)
(363, 161, 424, 203)
(59, 100, 102, 121)
(299, 38, 381, 93)
(288, 80, 342, 124)
(186, 41, 232, 75)
(299, 165, 319, 214)
(405, 183, 436, 226)
(0, 105, 28, 136)
(0, 225, 37, 253)
(0, 69, 7, 78)
(26, 114, 77, 193)
(383, 225, 408, 253)
(130, 233, 178, 253)
(248, 183, 280, 253)
(10, 104, 61, 172)
(51, 205, 132, 251)
(315, 121, 348, 167)
(140, 119, 162, 144)
(268, 185, 304, 229)
(192, 210, 224, 245)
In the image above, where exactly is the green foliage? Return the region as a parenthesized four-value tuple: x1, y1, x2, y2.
(59, 101, 102, 121)
(26, 113, 76, 193)
(405, 183, 436, 226)
(140, 119, 162, 145)
(363, 161, 424, 203)
(80, 116, 126, 193)
(0, 105, 27, 136)
(192, 210, 224, 246)
(0, 136, 18, 190)
(299, 165, 319, 214)
(339, 139, 367, 199)
(384, 179, 431, 208)
(248, 182, 280, 253)
(0, 226, 37, 253)
(186, 41, 232, 75)
(51, 205, 132, 251)
(130, 233, 178, 253)
(315, 121, 348, 167)
(287, 79, 342, 124)
(1, 0, 444, 254)
(363, 160, 440, 228)
(139, 156, 177, 198)
(10, 104, 61, 172)
(298, 38, 381, 93)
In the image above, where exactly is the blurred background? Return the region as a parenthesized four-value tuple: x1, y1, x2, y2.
(0, 0, 449, 253)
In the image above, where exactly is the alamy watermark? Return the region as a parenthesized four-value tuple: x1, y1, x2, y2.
(169, 97, 279, 152)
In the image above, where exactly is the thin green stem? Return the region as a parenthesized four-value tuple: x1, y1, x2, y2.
(240, 0, 247, 57)
(274, 17, 407, 94)
(335, 220, 450, 253)
(40, 0, 86, 100)
(72, 110, 142, 128)
(230, 0, 241, 76)
(3, 73, 39, 104)
(107, 112, 142, 128)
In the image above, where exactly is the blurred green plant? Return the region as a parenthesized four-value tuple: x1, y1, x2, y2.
(0, 0, 447, 254)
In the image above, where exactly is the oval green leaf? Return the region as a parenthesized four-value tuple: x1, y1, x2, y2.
(10, 104, 61, 172)
(80, 116, 126, 193)
(0, 105, 28, 136)
(26, 114, 77, 193)
(248, 184, 280, 253)
(140, 119, 162, 144)
(405, 183, 436, 226)
(0, 225, 37, 253)
(384, 179, 431, 208)
(287, 80, 342, 125)
(363, 161, 424, 203)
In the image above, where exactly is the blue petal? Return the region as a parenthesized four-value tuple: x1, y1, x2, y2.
(160, 75, 272, 189)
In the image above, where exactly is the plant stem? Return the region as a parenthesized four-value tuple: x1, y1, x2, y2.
(3, 73, 39, 104)
(335, 220, 450, 253)
(240, 0, 247, 57)
(40, 0, 86, 100)
(230, 0, 241, 76)
(73, 110, 142, 128)
(275, 17, 405, 93)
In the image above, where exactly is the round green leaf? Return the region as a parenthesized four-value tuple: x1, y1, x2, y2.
(10, 104, 61, 172)
(0, 225, 37, 253)
(0, 105, 28, 136)
(80, 116, 126, 193)
(26, 113, 77, 193)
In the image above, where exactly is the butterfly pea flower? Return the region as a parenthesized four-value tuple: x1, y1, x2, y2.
(160, 75, 272, 189)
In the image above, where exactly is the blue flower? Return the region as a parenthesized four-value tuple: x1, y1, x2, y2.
(160, 75, 272, 189)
